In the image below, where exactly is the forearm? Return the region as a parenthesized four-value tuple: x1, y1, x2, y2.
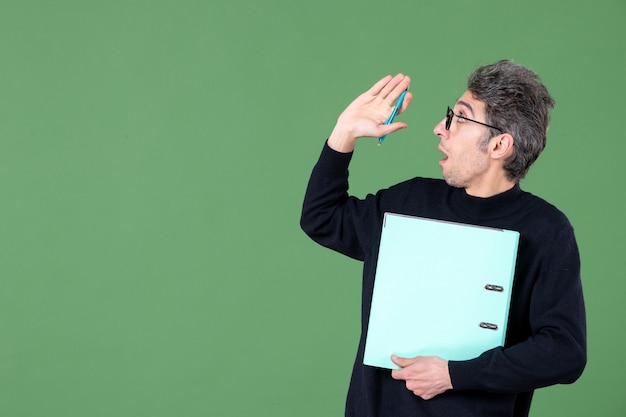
(449, 328, 586, 393)
(301, 74, 412, 255)
(300, 141, 365, 260)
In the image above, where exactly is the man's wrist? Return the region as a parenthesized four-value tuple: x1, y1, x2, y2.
(327, 125, 357, 153)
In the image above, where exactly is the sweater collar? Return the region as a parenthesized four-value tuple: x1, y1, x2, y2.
(450, 183, 525, 221)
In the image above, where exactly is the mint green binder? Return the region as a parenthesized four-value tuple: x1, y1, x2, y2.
(363, 213, 520, 370)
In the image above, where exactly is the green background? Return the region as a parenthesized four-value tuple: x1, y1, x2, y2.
(1, 0, 624, 416)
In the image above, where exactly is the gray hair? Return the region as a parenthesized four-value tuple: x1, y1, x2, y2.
(468, 60, 555, 181)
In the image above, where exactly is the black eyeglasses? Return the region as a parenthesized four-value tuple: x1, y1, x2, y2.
(446, 107, 503, 133)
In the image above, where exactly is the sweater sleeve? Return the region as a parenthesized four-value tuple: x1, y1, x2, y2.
(300, 141, 384, 261)
(301, 142, 364, 260)
(448, 226, 587, 393)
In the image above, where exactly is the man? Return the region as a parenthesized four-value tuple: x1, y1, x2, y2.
(300, 60, 586, 417)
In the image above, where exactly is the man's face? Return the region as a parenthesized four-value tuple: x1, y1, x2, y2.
(433, 91, 494, 193)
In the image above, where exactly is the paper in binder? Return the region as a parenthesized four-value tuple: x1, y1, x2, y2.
(363, 213, 520, 370)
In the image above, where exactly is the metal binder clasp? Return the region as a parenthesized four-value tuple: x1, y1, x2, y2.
(479, 322, 499, 330)
(484, 284, 504, 292)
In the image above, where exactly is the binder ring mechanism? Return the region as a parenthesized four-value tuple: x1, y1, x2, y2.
(479, 284, 505, 331)
(479, 322, 499, 330)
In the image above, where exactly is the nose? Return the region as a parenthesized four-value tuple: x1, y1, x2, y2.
(433, 117, 447, 139)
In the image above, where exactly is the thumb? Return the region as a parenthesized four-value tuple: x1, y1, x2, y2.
(390, 354, 415, 368)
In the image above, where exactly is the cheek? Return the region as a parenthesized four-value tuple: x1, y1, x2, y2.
(455, 148, 484, 171)
(455, 147, 473, 163)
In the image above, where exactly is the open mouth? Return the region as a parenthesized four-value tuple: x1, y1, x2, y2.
(438, 144, 448, 163)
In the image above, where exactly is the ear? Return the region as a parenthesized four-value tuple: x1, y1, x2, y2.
(489, 133, 515, 160)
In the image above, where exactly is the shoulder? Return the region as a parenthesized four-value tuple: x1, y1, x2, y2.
(515, 190, 579, 259)
(519, 189, 573, 229)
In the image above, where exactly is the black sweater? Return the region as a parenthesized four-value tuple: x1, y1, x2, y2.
(300, 143, 586, 417)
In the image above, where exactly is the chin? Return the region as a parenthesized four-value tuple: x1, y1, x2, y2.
(443, 175, 465, 189)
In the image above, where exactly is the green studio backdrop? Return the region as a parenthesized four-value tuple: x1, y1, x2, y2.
(1, 0, 624, 416)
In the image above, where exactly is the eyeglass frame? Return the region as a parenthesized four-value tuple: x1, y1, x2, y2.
(445, 106, 503, 133)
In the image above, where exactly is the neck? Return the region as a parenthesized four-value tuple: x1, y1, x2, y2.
(465, 175, 517, 198)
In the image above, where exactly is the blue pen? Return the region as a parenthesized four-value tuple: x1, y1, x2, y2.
(378, 89, 408, 145)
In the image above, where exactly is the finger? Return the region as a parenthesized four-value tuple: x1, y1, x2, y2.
(416, 390, 434, 400)
(389, 76, 411, 107)
(378, 73, 407, 102)
(366, 75, 394, 97)
(391, 369, 402, 380)
(398, 91, 413, 114)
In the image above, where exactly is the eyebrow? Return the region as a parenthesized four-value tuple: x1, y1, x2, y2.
(455, 100, 475, 117)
